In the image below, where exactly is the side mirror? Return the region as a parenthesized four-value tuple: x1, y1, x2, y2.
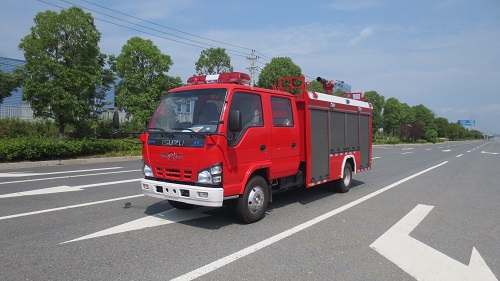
(112, 111, 120, 132)
(228, 110, 242, 132)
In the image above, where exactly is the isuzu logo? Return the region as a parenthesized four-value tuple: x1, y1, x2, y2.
(161, 152, 183, 161)
(162, 139, 185, 146)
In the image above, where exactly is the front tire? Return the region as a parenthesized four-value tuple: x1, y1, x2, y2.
(334, 162, 352, 193)
(235, 175, 269, 224)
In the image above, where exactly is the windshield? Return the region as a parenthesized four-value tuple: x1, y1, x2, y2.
(149, 88, 226, 133)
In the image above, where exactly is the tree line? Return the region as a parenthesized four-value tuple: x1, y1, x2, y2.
(0, 6, 482, 142)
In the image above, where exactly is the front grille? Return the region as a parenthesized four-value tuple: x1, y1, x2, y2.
(154, 166, 193, 181)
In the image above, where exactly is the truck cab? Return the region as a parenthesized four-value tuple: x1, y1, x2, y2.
(140, 72, 301, 223)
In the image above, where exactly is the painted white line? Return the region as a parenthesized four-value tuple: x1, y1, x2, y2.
(401, 152, 413, 155)
(0, 179, 142, 198)
(170, 161, 449, 281)
(372, 157, 381, 160)
(456, 154, 463, 158)
(0, 194, 144, 221)
(0, 167, 122, 178)
(481, 151, 499, 155)
(442, 150, 451, 152)
(467, 151, 471, 153)
(425, 149, 432, 151)
(370, 205, 497, 281)
(402, 148, 414, 150)
(0, 169, 140, 185)
(61, 207, 211, 244)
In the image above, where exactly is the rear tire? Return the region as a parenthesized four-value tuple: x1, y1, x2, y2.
(168, 200, 194, 210)
(334, 162, 352, 193)
(235, 175, 269, 224)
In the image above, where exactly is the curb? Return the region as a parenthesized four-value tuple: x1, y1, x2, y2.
(0, 156, 142, 170)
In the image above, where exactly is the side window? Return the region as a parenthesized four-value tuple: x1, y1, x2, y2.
(228, 92, 263, 146)
(271, 96, 294, 127)
(231, 92, 263, 128)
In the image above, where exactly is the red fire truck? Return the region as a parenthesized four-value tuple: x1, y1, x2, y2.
(130, 72, 372, 223)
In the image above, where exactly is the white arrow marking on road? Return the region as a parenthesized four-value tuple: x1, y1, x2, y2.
(61, 207, 210, 244)
(370, 204, 498, 281)
(0, 167, 122, 178)
(481, 151, 499, 155)
(0, 169, 139, 185)
(0, 179, 142, 198)
(0, 194, 144, 221)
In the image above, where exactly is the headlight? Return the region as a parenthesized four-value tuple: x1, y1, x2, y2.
(197, 163, 222, 185)
(143, 164, 153, 177)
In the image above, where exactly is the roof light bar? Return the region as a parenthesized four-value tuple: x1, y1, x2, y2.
(187, 72, 251, 86)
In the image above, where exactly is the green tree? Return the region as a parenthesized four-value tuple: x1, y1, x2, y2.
(382, 97, 403, 137)
(195, 48, 233, 75)
(0, 71, 21, 103)
(411, 104, 436, 142)
(18, 6, 113, 137)
(113, 36, 182, 125)
(257, 57, 302, 89)
(434, 117, 449, 138)
(363, 91, 385, 135)
(307, 79, 325, 93)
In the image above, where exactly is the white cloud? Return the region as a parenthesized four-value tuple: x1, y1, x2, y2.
(348, 26, 375, 46)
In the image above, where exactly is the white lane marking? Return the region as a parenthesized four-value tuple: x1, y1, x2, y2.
(0, 194, 144, 221)
(61, 207, 211, 244)
(425, 149, 432, 151)
(0, 169, 140, 185)
(372, 157, 381, 160)
(442, 150, 451, 152)
(0, 179, 142, 198)
(402, 148, 414, 150)
(0, 167, 122, 178)
(456, 154, 463, 158)
(481, 151, 499, 155)
(401, 152, 413, 155)
(170, 161, 448, 281)
(370, 204, 498, 281)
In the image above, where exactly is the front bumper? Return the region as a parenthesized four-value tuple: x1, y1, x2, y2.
(141, 179, 224, 207)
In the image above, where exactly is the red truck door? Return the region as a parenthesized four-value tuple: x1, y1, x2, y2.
(269, 95, 300, 178)
(226, 91, 271, 188)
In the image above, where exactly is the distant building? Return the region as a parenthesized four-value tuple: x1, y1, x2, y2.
(0, 56, 117, 118)
(333, 80, 351, 93)
(0, 57, 26, 106)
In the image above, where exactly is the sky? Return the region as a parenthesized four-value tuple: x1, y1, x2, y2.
(1, 0, 499, 134)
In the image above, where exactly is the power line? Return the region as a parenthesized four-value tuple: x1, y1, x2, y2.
(57, 0, 250, 56)
(32, 0, 279, 76)
(77, 0, 253, 52)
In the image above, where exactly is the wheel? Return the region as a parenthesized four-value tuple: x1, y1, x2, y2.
(168, 200, 194, 210)
(334, 162, 352, 193)
(235, 175, 269, 223)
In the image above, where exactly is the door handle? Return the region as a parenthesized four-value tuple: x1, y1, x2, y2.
(260, 145, 266, 151)
(292, 142, 296, 148)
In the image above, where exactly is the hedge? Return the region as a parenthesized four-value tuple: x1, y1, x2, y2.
(0, 137, 141, 162)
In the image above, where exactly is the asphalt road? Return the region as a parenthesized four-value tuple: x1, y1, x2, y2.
(0, 140, 499, 281)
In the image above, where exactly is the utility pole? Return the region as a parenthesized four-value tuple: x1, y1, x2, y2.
(246, 49, 259, 87)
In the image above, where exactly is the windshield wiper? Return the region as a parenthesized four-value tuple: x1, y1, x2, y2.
(148, 127, 175, 137)
(171, 127, 205, 139)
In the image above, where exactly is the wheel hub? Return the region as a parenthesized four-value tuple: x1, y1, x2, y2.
(248, 187, 264, 213)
